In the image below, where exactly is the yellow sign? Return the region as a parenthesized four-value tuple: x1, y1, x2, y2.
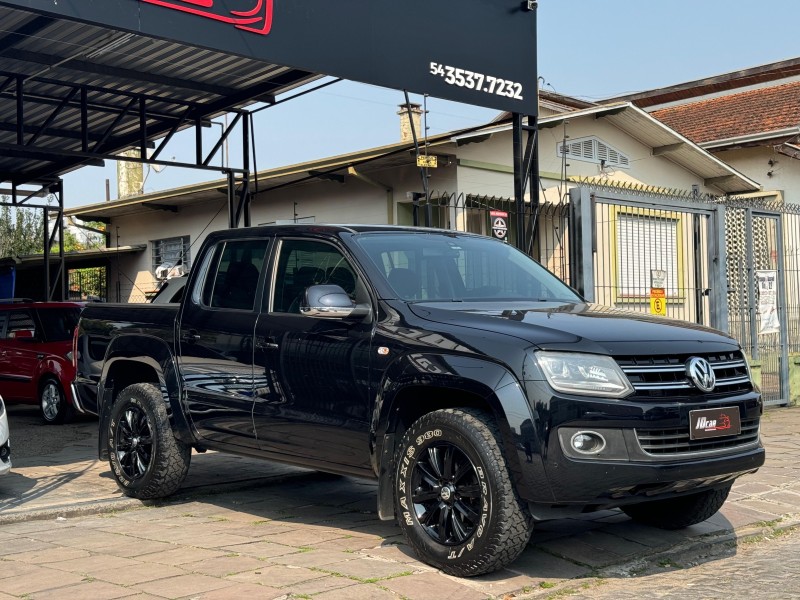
(650, 288, 666, 316)
(416, 155, 438, 168)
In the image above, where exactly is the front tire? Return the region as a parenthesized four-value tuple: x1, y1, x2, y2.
(394, 408, 533, 577)
(40, 377, 70, 424)
(108, 383, 191, 499)
(621, 484, 732, 529)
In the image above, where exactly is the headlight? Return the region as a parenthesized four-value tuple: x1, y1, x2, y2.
(535, 351, 634, 398)
(741, 351, 759, 392)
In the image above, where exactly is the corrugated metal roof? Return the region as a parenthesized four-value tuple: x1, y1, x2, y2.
(0, 6, 321, 185)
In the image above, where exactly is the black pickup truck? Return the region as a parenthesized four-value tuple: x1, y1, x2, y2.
(74, 224, 764, 576)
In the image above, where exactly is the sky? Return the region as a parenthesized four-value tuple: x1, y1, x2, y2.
(60, 0, 800, 208)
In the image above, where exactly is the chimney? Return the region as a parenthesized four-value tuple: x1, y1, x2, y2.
(117, 149, 144, 199)
(398, 103, 424, 144)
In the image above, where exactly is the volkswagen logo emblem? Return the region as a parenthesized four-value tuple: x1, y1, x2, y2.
(686, 357, 716, 392)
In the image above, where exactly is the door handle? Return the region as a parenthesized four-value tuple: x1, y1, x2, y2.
(255, 337, 279, 350)
(181, 331, 201, 343)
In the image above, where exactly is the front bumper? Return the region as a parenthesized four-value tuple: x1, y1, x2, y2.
(520, 382, 764, 508)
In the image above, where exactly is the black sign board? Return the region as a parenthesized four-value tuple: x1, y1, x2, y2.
(490, 209, 508, 240)
(689, 406, 742, 440)
(1, 0, 538, 115)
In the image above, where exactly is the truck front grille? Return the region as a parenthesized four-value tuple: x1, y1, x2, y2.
(617, 351, 753, 399)
(636, 417, 760, 456)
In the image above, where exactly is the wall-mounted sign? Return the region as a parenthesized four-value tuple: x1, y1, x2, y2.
(141, 0, 274, 35)
(649, 288, 666, 316)
(416, 155, 438, 168)
(756, 270, 779, 335)
(0, 0, 539, 115)
(490, 210, 508, 240)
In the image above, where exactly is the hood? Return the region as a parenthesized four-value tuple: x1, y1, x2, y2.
(406, 302, 739, 355)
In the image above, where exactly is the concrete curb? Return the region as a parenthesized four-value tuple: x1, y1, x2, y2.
(0, 470, 320, 525)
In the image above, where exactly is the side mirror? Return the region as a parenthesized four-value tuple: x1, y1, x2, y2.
(300, 285, 370, 319)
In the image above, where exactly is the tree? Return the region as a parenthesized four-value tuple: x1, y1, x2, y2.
(0, 203, 44, 258)
(0, 200, 106, 258)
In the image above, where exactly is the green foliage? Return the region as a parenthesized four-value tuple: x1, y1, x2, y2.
(0, 200, 106, 258)
(0, 204, 44, 258)
(62, 229, 83, 252)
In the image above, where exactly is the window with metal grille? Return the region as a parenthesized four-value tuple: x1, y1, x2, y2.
(557, 136, 630, 168)
(151, 236, 190, 275)
(616, 213, 679, 297)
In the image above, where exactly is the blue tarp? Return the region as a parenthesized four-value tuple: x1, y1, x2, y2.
(0, 266, 16, 299)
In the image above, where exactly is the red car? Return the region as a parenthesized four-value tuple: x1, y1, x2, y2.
(0, 300, 82, 424)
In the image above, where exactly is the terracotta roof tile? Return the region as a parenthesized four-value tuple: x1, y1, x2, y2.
(650, 81, 800, 144)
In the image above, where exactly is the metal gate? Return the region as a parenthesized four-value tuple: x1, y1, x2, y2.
(568, 186, 727, 330)
(566, 185, 791, 407)
(725, 204, 790, 406)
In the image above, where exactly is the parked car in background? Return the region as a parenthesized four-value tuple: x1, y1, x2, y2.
(0, 300, 82, 424)
(0, 395, 10, 474)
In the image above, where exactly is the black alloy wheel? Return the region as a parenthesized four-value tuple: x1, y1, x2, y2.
(108, 383, 190, 499)
(410, 442, 482, 546)
(114, 403, 154, 481)
(394, 408, 533, 577)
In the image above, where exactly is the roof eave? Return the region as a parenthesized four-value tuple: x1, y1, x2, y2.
(700, 127, 800, 150)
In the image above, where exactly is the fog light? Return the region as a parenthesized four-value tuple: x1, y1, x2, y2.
(570, 431, 606, 455)
(0, 443, 9, 461)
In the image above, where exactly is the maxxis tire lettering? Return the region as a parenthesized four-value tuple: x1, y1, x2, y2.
(401, 432, 490, 559)
(392, 408, 532, 577)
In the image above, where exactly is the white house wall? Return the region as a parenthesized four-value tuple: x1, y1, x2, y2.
(715, 146, 797, 204)
(455, 116, 723, 203)
(539, 118, 720, 195)
(109, 198, 228, 302)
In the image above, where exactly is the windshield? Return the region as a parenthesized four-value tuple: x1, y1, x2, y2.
(354, 232, 582, 303)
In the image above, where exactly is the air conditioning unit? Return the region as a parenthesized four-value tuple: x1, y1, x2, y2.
(155, 262, 185, 280)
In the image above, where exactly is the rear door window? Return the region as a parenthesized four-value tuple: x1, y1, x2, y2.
(199, 239, 270, 311)
(38, 307, 81, 342)
(5, 310, 36, 339)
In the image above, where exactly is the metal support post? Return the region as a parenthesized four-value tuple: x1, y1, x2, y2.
(512, 113, 525, 251)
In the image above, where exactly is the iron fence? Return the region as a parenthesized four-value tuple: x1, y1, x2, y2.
(68, 267, 106, 302)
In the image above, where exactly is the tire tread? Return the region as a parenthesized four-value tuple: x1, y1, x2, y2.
(110, 383, 190, 499)
(395, 408, 532, 577)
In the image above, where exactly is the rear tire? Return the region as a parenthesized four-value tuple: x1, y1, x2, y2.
(621, 484, 732, 529)
(393, 408, 533, 577)
(40, 377, 70, 424)
(108, 383, 191, 499)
